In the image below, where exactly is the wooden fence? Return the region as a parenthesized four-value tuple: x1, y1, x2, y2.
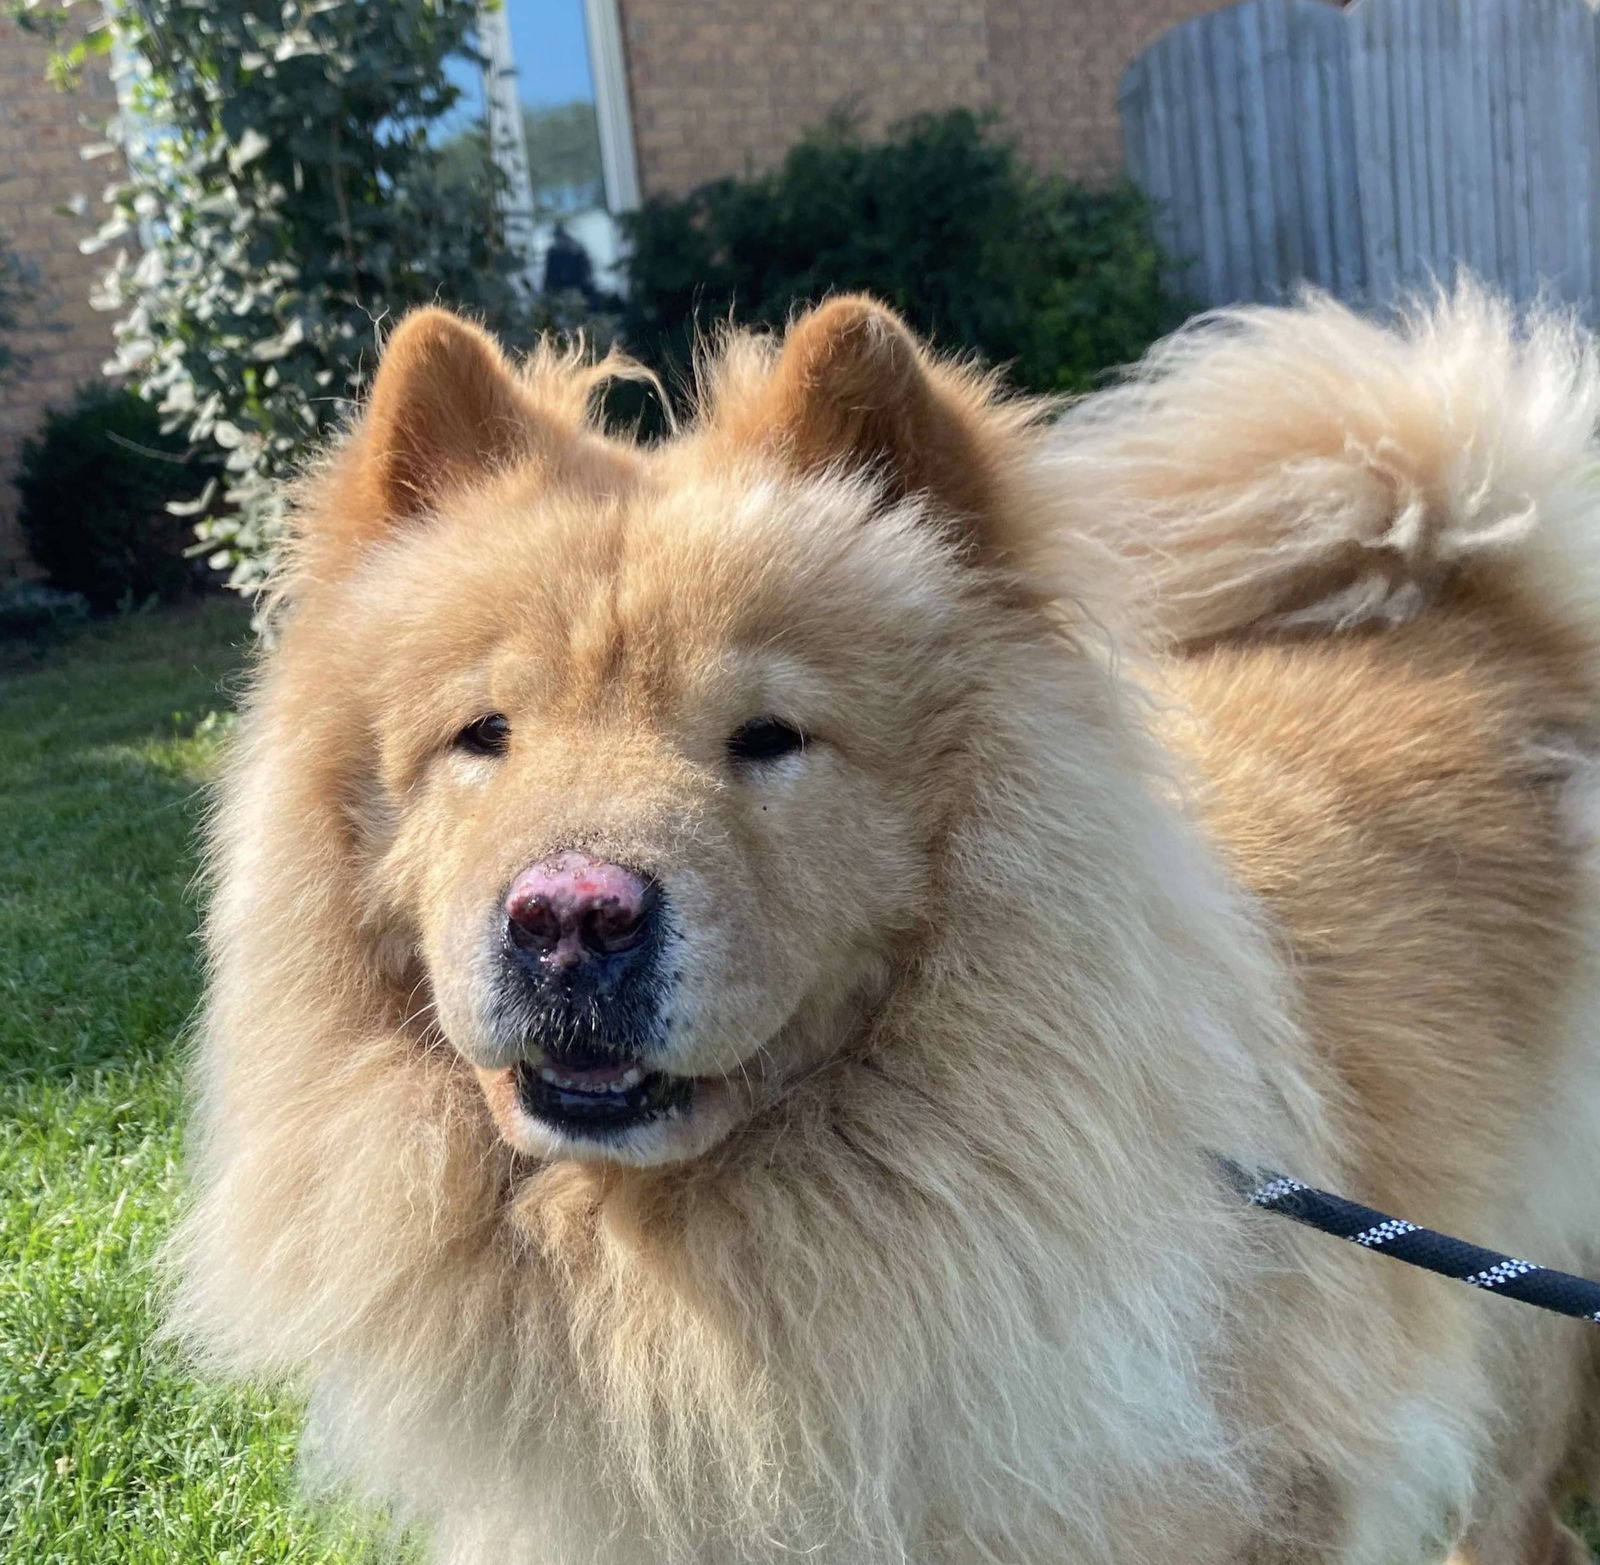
(1119, 0, 1600, 314)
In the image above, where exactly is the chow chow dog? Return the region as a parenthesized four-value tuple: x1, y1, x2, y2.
(173, 287, 1600, 1564)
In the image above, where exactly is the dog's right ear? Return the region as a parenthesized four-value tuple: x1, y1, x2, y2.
(310, 308, 549, 557)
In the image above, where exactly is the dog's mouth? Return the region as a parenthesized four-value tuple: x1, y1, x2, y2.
(513, 1049, 694, 1137)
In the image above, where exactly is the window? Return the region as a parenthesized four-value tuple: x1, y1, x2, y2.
(480, 0, 638, 298)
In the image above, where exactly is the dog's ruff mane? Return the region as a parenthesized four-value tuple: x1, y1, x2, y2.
(171, 288, 1600, 1565)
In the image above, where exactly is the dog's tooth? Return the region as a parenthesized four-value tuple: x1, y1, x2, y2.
(538, 1067, 560, 1085)
(618, 1065, 644, 1088)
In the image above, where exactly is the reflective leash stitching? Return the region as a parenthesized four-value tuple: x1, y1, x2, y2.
(1215, 1158, 1600, 1325)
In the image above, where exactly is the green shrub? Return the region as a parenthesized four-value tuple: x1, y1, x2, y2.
(620, 109, 1181, 402)
(16, 385, 208, 612)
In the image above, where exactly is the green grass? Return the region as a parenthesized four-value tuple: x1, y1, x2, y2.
(0, 603, 397, 1564)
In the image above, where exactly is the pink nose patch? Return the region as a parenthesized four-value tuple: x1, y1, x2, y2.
(504, 852, 658, 965)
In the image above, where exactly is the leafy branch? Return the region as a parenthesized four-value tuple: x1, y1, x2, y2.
(17, 0, 532, 592)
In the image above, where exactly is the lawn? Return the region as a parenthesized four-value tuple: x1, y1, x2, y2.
(0, 603, 398, 1564)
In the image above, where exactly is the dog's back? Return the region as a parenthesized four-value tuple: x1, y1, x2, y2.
(1172, 597, 1591, 1235)
(1053, 288, 1600, 1562)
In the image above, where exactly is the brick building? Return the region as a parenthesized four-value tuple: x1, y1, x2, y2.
(0, 15, 118, 576)
(612, 0, 1266, 197)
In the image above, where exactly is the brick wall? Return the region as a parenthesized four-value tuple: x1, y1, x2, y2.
(618, 0, 993, 196)
(986, 0, 1260, 185)
(616, 0, 1334, 197)
(0, 16, 120, 577)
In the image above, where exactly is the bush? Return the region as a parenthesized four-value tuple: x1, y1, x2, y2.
(621, 109, 1180, 401)
(16, 385, 208, 612)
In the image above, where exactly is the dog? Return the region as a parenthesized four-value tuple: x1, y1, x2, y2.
(172, 287, 1600, 1563)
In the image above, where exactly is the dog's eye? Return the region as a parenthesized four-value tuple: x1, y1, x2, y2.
(728, 717, 806, 765)
(455, 713, 510, 756)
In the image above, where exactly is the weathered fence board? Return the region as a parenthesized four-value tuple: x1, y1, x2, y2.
(1119, 0, 1600, 316)
(1121, 0, 1355, 304)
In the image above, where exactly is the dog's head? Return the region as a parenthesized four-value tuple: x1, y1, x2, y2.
(283, 299, 1051, 1166)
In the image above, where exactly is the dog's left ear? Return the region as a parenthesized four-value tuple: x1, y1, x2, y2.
(725, 296, 1002, 532)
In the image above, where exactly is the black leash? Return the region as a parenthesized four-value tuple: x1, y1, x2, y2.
(1216, 1159, 1600, 1325)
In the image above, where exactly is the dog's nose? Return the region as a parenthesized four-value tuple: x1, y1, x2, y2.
(504, 853, 659, 966)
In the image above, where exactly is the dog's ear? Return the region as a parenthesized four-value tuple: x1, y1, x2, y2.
(352, 308, 541, 521)
(724, 296, 998, 526)
(364, 308, 538, 513)
(316, 308, 547, 553)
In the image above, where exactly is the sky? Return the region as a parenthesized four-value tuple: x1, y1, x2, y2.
(509, 0, 596, 108)
(438, 0, 596, 141)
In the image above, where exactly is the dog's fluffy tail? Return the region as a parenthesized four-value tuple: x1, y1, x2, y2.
(1050, 284, 1600, 654)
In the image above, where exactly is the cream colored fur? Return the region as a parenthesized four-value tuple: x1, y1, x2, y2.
(1046, 284, 1600, 655)
(172, 289, 1600, 1564)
